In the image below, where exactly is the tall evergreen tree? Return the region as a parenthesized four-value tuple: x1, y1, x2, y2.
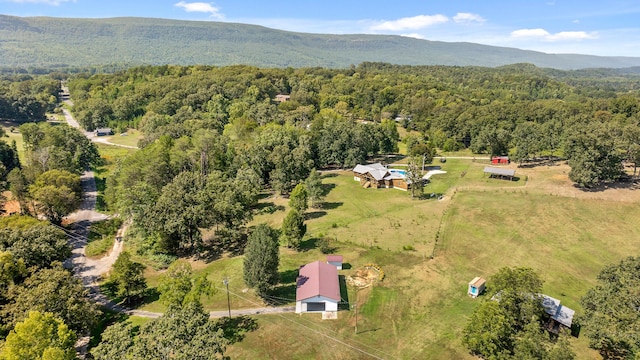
(288, 183, 308, 212)
(304, 168, 324, 208)
(280, 209, 306, 249)
(243, 224, 279, 296)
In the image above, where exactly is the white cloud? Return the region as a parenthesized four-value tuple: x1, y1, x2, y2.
(174, 1, 224, 19)
(453, 12, 486, 24)
(510, 28, 597, 41)
(370, 14, 448, 32)
(6, 0, 74, 5)
(511, 28, 551, 38)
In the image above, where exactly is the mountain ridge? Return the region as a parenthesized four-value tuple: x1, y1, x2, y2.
(1, 14, 640, 70)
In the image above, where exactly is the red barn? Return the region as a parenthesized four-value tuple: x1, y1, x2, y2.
(491, 156, 510, 164)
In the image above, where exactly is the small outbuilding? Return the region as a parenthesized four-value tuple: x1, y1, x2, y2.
(484, 166, 516, 181)
(542, 295, 575, 333)
(491, 156, 510, 164)
(468, 277, 486, 298)
(296, 261, 340, 313)
(94, 128, 113, 136)
(274, 94, 291, 102)
(326, 255, 343, 270)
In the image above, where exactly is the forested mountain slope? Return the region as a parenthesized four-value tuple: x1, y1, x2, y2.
(2, 15, 640, 70)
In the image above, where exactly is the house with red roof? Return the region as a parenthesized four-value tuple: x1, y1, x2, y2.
(295, 261, 340, 313)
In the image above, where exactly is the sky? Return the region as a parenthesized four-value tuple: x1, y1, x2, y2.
(2, 0, 640, 57)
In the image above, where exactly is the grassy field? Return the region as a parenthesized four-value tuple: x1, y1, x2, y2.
(113, 157, 640, 359)
(99, 129, 142, 148)
(0, 121, 25, 161)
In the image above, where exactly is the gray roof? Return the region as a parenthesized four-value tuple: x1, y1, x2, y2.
(483, 166, 516, 177)
(491, 292, 575, 328)
(353, 163, 390, 181)
(542, 295, 575, 328)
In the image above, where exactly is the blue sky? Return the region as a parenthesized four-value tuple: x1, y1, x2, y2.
(2, 0, 640, 57)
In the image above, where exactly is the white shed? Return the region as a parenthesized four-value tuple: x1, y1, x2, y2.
(468, 277, 486, 298)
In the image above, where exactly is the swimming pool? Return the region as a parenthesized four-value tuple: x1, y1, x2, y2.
(389, 169, 407, 177)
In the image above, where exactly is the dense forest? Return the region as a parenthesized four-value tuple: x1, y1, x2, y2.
(0, 74, 60, 122)
(69, 62, 640, 189)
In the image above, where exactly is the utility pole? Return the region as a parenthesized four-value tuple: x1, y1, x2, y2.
(354, 286, 358, 334)
(223, 277, 231, 318)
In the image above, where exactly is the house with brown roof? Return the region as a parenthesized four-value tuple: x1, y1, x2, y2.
(295, 261, 340, 313)
(352, 163, 409, 190)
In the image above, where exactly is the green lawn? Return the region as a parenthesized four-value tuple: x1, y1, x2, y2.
(114, 160, 633, 359)
(99, 129, 142, 148)
(1, 122, 25, 162)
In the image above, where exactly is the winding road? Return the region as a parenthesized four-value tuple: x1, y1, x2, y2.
(62, 104, 294, 319)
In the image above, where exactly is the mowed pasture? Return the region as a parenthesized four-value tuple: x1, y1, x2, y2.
(0, 121, 25, 161)
(124, 158, 640, 359)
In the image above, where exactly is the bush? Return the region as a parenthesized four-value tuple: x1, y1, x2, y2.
(318, 237, 334, 254)
(402, 245, 415, 251)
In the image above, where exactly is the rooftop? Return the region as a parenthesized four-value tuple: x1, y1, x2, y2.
(296, 261, 340, 302)
(483, 166, 516, 177)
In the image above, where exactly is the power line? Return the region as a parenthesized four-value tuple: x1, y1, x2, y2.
(219, 286, 392, 360)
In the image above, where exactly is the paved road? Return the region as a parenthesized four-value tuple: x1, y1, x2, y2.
(62, 106, 138, 149)
(62, 103, 292, 320)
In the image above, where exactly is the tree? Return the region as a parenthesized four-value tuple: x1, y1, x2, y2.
(1, 311, 77, 360)
(406, 157, 424, 199)
(28, 169, 81, 224)
(564, 124, 623, 188)
(288, 183, 308, 212)
(149, 171, 210, 252)
(280, 209, 306, 249)
(463, 301, 513, 359)
(462, 267, 569, 359)
(2, 264, 100, 335)
(512, 121, 543, 164)
(7, 169, 29, 215)
(110, 251, 147, 305)
(0, 251, 27, 301)
(408, 142, 435, 172)
(158, 260, 212, 308)
(580, 256, 640, 358)
(243, 224, 279, 296)
(130, 302, 227, 360)
(304, 168, 324, 208)
(490, 267, 545, 328)
(90, 322, 135, 360)
(0, 217, 71, 269)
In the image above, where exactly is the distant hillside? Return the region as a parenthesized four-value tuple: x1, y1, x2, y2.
(2, 15, 640, 70)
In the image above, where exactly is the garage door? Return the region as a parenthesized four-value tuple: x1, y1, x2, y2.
(306, 302, 326, 312)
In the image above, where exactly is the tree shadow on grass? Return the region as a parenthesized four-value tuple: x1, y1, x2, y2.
(214, 315, 259, 344)
(321, 183, 337, 196)
(266, 284, 297, 305)
(306, 210, 327, 220)
(298, 237, 319, 251)
(338, 275, 350, 311)
(321, 201, 343, 210)
(279, 269, 299, 284)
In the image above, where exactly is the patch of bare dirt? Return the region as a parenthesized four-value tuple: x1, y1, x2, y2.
(347, 267, 380, 288)
(1, 191, 20, 215)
